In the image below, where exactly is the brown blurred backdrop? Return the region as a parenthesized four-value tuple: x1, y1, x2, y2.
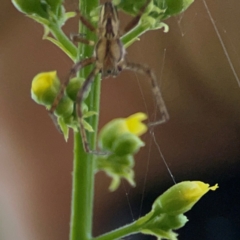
(1, 0, 240, 240)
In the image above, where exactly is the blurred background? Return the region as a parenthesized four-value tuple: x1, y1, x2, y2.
(1, 0, 240, 239)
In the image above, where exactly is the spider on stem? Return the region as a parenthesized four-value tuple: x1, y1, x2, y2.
(49, 0, 169, 154)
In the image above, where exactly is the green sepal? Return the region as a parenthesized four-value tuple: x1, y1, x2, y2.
(112, 132, 145, 156)
(96, 154, 135, 191)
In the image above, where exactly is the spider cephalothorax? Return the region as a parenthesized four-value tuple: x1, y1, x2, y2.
(49, 0, 169, 153)
(95, 2, 125, 77)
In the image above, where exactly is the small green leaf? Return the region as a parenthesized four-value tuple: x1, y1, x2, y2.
(82, 120, 94, 132)
(83, 111, 97, 118)
(58, 117, 69, 141)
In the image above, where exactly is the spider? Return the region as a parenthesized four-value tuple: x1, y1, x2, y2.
(49, 0, 169, 154)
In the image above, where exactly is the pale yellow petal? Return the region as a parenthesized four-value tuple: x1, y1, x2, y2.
(125, 112, 148, 136)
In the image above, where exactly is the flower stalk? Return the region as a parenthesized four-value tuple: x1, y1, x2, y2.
(69, 0, 100, 240)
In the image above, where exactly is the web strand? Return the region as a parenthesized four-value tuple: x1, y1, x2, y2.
(202, 0, 240, 87)
(150, 130, 176, 184)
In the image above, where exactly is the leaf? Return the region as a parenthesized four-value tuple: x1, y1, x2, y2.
(58, 117, 69, 141)
(83, 111, 98, 118)
(82, 120, 94, 132)
(64, 11, 77, 21)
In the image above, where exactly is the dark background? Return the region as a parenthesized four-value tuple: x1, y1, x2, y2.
(1, 0, 240, 239)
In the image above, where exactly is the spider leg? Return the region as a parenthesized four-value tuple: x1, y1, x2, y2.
(70, 33, 95, 46)
(76, 67, 104, 154)
(76, 10, 96, 33)
(123, 0, 151, 33)
(49, 57, 96, 129)
(124, 62, 169, 126)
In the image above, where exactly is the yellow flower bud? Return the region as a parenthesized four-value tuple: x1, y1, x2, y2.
(31, 71, 60, 106)
(153, 181, 218, 215)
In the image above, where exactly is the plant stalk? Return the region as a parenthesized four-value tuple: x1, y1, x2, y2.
(70, 0, 100, 240)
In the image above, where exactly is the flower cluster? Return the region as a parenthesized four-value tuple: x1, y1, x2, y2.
(31, 71, 94, 140)
(31, 72, 148, 189)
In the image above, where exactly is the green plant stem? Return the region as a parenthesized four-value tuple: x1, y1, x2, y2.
(49, 24, 77, 60)
(93, 220, 141, 240)
(69, 0, 100, 240)
(70, 131, 91, 240)
(121, 23, 150, 48)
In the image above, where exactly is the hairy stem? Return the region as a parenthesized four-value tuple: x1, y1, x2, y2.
(69, 0, 100, 240)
